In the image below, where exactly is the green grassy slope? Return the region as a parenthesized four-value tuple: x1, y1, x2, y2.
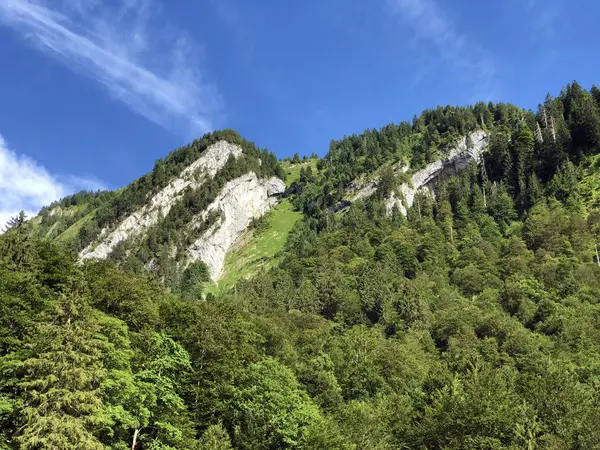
(27, 204, 85, 240)
(56, 209, 98, 245)
(205, 159, 321, 295)
(281, 159, 319, 184)
(206, 198, 302, 295)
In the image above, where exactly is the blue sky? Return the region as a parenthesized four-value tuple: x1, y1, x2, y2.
(0, 0, 596, 224)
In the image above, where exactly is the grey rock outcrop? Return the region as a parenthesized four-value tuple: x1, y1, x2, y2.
(351, 182, 378, 202)
(187, 173, 286, 280)
(79, 141, 243, 261)
(336, 131, 488, 215)
(386, 130, 489, 215)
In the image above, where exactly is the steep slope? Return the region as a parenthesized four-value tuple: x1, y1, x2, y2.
(342, 130, 489, 215)
(80, 141, 244, 261)
(187, 173, 285, 279)
(204, 159, 319, 293)
(30, 190, 116, 244)
(387, 130, 489, 214)
(6, 81, 600, 449)
(27, 83, 598, 297)
(28, 130, 286, 289)
(207, 199, 302, 294)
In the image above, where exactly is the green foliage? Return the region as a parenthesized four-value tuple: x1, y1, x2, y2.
(416, 366, 534, 449)
(18, 288, 107, 450)
(31, 191, 116, 244)
(280, 158, 319, 185)
(199, 423, 233, 450)
(179, 261, 211, 300)
(5, 81, 600, 448)
(0, 236, 200, 448)
(228, 357, 323, 449)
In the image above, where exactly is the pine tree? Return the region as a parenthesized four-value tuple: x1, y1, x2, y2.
(4, 211, 26, 231)
(512, 122, 535, 207)
(199, 423, 234, 450)
(571, 93, 600, 155)
(487, 131, 512, 183)
(527, 173, 544, 207)
(591, 85, 600, 109)
(0, 212, 34, 269)
(18, 285, 107, 450)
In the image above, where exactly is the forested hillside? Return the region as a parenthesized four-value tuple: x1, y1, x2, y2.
(3, 81, 600, 449)
(28, 129, 285, 294)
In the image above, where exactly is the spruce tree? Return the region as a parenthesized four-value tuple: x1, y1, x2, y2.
(18, 285, 107, 449)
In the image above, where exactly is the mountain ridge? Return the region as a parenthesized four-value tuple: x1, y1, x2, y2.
(4, 80, 600, 448)
(26, 127, 493, 291)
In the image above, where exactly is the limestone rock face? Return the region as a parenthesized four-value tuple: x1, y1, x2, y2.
(386, 130, 488, 215)
(386, 130, 489, 215)
(79, 141, 243, 260)
(187, 173, 286, 280)
(340, 131, 488, 215)
(48, 207, 62, 217)
(351, 182, 378, 202)
(265, 177, 286, 197)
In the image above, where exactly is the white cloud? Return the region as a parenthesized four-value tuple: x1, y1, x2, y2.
(387, 0, 498, 100)
(0, 0, 221, 136)
(0, 134, 105, 231)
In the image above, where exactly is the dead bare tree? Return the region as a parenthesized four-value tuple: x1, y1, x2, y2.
(535, 122, 544, 143)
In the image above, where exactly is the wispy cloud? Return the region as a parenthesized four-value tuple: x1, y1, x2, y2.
(386, 0, 498, 100)
(0, 134, 105, 231)
(0, 0, 221, 136)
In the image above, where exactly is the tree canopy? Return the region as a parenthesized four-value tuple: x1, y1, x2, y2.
(3, 81, 600, 448)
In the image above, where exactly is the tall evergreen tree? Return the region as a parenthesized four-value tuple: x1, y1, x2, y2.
(512, 122, 535, 207)
(18, 285, 107, 450)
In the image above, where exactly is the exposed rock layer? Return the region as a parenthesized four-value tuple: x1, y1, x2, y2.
(339, 131, 488, 215)
(80, 141, 243, 260)
(187, 173, 286, 280)
(386, 130, 489, 214)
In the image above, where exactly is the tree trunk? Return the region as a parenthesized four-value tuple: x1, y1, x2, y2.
(131, 428, 140, 450)
(482, 186, 487, 208)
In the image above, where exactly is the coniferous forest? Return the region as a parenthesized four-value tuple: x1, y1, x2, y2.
(4, 81, 600, 449)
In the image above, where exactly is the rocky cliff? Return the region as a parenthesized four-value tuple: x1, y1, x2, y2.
(187, 173, 285, 280)
(80, 141, 244, 261)
(386, 130, 489, 215)
(342, 130, 489, 215)
(76, 138, 287, 283)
